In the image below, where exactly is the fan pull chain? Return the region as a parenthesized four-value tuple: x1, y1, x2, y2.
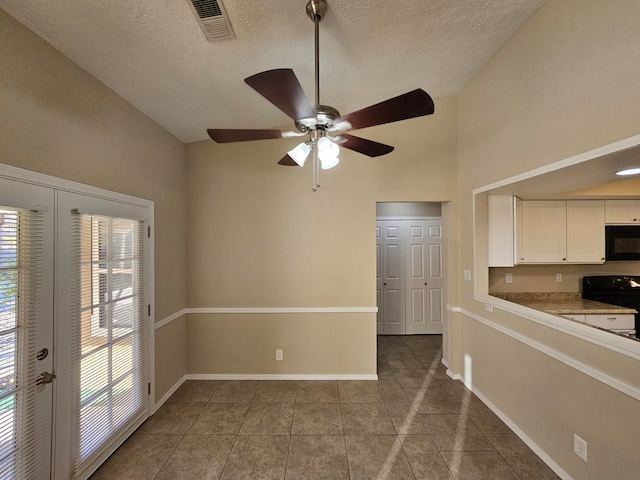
(311, 144, 320, 192)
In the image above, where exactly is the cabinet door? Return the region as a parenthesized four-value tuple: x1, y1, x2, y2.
(584, 314, 635, 330)
(488, 195, 515, 267)
(605, 200, 640, 223)
(519, 201, 567, 263)
(566, 200, 605, 263)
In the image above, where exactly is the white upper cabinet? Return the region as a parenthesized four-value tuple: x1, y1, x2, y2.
(488, 197, 606, 265)
(605, 199, 640, 224)
(518, 201, 567, 263)
(488, 195, 516, 267)
(566, 200, 605, 263)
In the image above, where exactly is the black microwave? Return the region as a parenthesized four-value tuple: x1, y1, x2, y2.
(605, 225, 640, 261)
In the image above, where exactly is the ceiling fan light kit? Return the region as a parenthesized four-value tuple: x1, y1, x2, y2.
(206, 0, 435, 191)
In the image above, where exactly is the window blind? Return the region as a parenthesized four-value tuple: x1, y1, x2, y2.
(69, 212, 146, 476)
(0, 207, 42, 479)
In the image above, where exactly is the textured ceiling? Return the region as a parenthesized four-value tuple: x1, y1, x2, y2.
(1, 0, 546, 143)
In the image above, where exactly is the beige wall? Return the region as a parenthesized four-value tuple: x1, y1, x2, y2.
(187, 313, 376, 375)
(457, 0, 640, 478)
(0, 10, 188, 400)
(489, 262, 640, 293)
(155, 317, 188, 398)
(10, 1, 640, 475)
(376, 201, 442, 217)
(185, 96, 458, 375)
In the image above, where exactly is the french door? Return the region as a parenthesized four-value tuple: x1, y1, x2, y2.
(56, 192, 151, 479)
(0, 179, 54, 479)
(0, 170, 152, 479)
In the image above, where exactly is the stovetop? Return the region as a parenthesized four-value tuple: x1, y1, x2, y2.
(582, 275, 640, 297)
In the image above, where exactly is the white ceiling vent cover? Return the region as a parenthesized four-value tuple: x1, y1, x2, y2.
(187, 0, 235, 41)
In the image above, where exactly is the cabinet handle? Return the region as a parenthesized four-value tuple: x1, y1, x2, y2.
(562, 258, 566, 261)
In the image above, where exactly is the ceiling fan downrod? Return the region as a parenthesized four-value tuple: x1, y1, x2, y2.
(306, 0, 328, 192)
(306, 0, 326, 107)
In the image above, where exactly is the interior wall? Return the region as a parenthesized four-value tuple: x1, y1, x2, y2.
(489, 262, 640, 293)
(0, 10, 188, 401)
(185, 96, 458, 375)
(376, 201, 442, 217)
(457, 0, 640, 478)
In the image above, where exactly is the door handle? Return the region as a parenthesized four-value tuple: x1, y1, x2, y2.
(36, 372, 56, 386)
(383, 283, 387, 286)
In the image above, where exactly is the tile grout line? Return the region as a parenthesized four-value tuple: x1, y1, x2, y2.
(93, 336, 557, 479)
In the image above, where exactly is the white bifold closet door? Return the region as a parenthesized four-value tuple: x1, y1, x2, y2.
(376, 219, 444, 335)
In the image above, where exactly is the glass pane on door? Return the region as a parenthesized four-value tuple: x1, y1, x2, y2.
(71, 213, 146, 475)
(0, 207, 42, 479)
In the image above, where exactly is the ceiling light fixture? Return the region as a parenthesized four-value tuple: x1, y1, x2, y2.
(317, 137, 340, 169)
(206, 0, 435, 192)
(615, 168, 640, 176)
(287, 142, 311, 167)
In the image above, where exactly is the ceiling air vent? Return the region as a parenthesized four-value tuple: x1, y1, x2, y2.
(187, 0, 235, 41)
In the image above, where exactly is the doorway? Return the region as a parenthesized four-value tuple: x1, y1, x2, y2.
(376, 202, 445, 335)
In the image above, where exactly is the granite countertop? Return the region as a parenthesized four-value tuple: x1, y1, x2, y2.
(490, 292, 637, 315)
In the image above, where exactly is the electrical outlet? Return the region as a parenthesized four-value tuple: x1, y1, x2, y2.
(275, 349, 283, 361)
(556, 272, 563, 282)
(464, 269, 472, 281)
(574, 434, 587, 462)
(505, 273, 513, 284)
(485, 303, 493, 312)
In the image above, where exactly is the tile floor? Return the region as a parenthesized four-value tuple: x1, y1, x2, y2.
(90, 335, 560, 479)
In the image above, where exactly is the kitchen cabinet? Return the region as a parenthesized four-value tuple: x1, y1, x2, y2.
(518, 201, 566, 263)
(585, 313, 634, 330)
(488, 195, 517, 267)
(488, 197, 605, 265)
(562, 313, 634, 332)
(565, 200, 605, 263)
(605, 199, 640, 223)
(518, 200, 605, 264)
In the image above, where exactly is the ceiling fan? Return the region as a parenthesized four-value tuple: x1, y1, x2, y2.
(207, 0, 435, 191)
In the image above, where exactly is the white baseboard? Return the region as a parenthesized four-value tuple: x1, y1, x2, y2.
(445, 368, 461, 380)
(456, 376, 573, 480)
(154, 374, 187, 412)
(186, 373, 379, 381)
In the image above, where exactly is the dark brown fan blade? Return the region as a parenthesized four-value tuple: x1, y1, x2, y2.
(277, 154, 298, 166)
(207, 129, 283, 143)
(340, 133, 394, 157)
(244, 69, 316, 121)
(342, 89, 434, 130)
